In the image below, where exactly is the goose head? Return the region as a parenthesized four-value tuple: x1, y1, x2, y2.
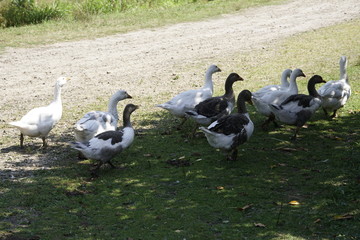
(56, 77, 69, 87)
(113, 90, 132, 101)
(307, 75, 326, 97)
(124, 103, 139, 114)
(207, 64, 222, 74)
(226, 73, 244, 83)
(237, 90, 253, 114)
(291, 68, 306, 79)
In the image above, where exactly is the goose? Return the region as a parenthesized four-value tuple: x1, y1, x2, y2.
(252, 69, 292, 98)
(269, 75, 326, 140)
(71, 104, 138, 176)
(185, 72, 243, 126)
(252, 68, 306, 129)
(156, 64, 221, 127)
(9, 77, 69, 148)
(318, 56, 351, 118)
(199, 90, 254, 161)
(74, 90, 132, 143)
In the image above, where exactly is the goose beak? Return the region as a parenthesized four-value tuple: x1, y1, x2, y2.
(322, 79, 327, 83)
(127, 94, 133, 99)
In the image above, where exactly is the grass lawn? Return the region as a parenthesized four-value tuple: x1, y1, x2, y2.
(0, 2, 360, 240)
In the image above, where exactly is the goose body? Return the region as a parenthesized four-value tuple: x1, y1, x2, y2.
(252, 69, 306, 129)
(156, 65, 221, 121)
(200, 90, 254, 161)
(185, 73, 243, 126)
(269, 75, 326, 139)
(252, 69, 292, 99)
(74, 90, 132, 143)
(318, 56, 351, 118)
(9, 77, 68, 148)
(71, 104, 138, 174)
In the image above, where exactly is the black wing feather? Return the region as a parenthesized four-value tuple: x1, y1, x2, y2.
(195, 97, 229, 117)
(96, 130, 124, 145)
(209, 113, 249, 135)
(281, 94, 314, 108)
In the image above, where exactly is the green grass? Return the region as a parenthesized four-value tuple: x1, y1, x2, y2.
(0, 0, 284, 52)
(1, 5, 360, 240)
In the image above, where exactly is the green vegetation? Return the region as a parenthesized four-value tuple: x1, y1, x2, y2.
(1, 0, 360, 239)
(1, 18, 360, 239)
(0, 0, 283, 51)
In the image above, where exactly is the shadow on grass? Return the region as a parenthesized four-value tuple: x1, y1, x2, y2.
(1, 109, 359, 239)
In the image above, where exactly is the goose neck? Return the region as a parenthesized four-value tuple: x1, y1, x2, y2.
(108, 97, 120, 121)
(307, 82, 320, 98)
(53, 84, 62, 103)
(204, 70, 214, 92)
(237, 96, 247, 114)
(123, 111, 132, 128)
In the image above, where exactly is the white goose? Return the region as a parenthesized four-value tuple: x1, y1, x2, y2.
(200, 90, 254, 161)
(156, 64, 221, 127)
(74, 90, 132, 143)
(252, 69, 292, 99)
(9, 77, 69, 148)
(269, 75, 326, 140)
(185, 72, 243, 126)
(71, 104, 138, 176)
(318, 56, 351, 118)
(252, 68, 306, 129)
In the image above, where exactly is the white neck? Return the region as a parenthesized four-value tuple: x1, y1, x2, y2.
(203, 69, 214, 93)
(339, 56, 348, 81)
(287, 71, 301, 94)
(107, 95, 120, 121)
(53, 84, 62, 104)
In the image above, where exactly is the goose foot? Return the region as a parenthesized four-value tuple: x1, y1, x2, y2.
(330, 110, 338, 119)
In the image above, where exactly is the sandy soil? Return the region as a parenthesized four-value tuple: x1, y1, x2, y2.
(0, 0, 359, 177)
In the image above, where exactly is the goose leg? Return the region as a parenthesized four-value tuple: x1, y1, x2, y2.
(108, 161, 117, 169)
(262, 114, 275, 131)
(176, 117, 187, 130)
(20, 133, 24, 148)
(290, 126, 301, 140)
(42, 137, 48, 148)
(330, 110, 338, 119)
(322, 108, 328, 116)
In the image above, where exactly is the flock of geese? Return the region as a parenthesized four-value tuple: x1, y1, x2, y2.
(8, 56, 351, 175)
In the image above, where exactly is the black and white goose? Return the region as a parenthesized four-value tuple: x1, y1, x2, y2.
(318, 56, 351, 118)
(252, 69, 292, 98)
(252, 68, 306, 129)
(71, 104, 138, 175)
(199, 90, 254, 161)
(185, 73, 243, 126)
(269, 75, 326, 140)
(74, 90, 132, 143)
(156, 64, 221, 127)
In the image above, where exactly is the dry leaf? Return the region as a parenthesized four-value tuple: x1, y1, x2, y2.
(314, 218, 321, 223)
(238, 204, 253, 211)
(143, 153, 152, 157)
(288, 200, 300, 205)
(333, 214, 354, 220)
(254, 223, 266, 228)
(216, 186, 225, 190)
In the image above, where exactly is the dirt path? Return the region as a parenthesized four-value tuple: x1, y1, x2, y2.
(0, 0, 359, 175)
